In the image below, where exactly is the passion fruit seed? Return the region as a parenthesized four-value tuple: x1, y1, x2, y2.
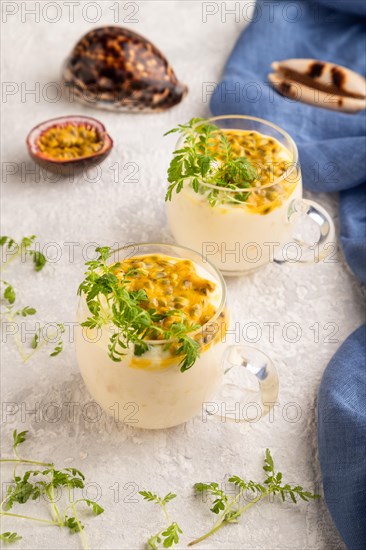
(37, 124, 104, 160)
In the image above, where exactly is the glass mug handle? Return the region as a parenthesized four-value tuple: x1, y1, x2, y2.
(204, 346, 279, 423)
(275, 198, 336, 264)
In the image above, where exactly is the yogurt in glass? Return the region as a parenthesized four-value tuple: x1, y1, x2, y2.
(76, 243, 278, 429)
(166, 116, 335, 276)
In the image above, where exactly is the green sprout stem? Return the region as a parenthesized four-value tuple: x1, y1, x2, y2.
(189, 449, 320, 547)
(1, 430, 103, 549)
(4, 310, 28, 362)
(69, 489, 88, 550)
(48, 485, 64, 527)
(0, 458, 53, 467)
(189, 493, 264, 546)
(0, 511, 59, 526)
(0, 308, 63, 363)
(139, 491, 182, 549)
(2, 249, 22, 270)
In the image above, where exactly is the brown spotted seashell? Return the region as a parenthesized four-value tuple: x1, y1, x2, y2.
(62, 27, 188, 112)
(269, 58, 366, 113)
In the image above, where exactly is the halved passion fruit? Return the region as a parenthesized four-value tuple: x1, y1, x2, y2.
(26, 115, 113, 175)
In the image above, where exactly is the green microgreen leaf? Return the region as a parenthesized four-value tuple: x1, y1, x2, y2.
(140, 491, 162, 504)
(85, 499, 104, 516)
(64, 516, 84, 534)
(15, 306, 36, 317)
(13, 430, 28, 450)
(161, 523, 182, 548)
(140, 491, 181, 548)
(3, 281, 16, 304)
(190, 449, 320, 546)
(164, 118, 257, 206)
(30, 331, 39, 349)
(0, 532, 22, 544)
(27, 250, 47, 272)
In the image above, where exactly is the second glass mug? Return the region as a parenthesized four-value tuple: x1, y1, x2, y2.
(166, 115, 336, 276)
(76, 243, 279, 429)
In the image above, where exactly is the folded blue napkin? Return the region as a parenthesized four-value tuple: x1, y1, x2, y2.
(318, 323, 366, 550)
(210, 1, 366, 547)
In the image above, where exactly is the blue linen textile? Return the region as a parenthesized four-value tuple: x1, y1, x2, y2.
(209, 1, 366, 547)
(318, 323, 366, 550)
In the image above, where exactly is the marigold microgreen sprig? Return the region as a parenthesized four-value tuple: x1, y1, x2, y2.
(0, 235, 46, 272)
(189, 448, 320, 546)
(164, 118, 257, 206)
(139, 491, 182, 549)
(77, 246, 200, 372)
(0, 235, 64, 362)
(0, 430, 104, 549)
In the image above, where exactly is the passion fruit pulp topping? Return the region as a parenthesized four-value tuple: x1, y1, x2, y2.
(113, 254, 219, 339)
(37, 123, 104, 160)
(214, 130, 292, 186)
(209, 129, 297, 214)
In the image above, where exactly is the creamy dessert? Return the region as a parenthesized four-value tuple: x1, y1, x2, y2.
(166, 118, 302, 274)
(76, 247, 228, 429)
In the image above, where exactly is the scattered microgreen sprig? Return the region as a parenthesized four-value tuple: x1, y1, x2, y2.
(164, 118, 257, 206)
(0, 235, 46, 272)
(0, 430, 104, 550)
(1, 235, 64, 362)
(77, 246, 200, 372)
(139, 491, 182, 549)
(1, 284, 65, 362)
(189, 448, 320, 546)
(31, 323, 65, 358)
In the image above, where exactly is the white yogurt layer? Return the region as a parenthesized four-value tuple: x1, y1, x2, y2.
(76, 256, 227, 429)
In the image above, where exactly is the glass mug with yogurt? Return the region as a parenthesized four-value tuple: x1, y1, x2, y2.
(166, 115, 335, 276)
(76, 243, 278, 429)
